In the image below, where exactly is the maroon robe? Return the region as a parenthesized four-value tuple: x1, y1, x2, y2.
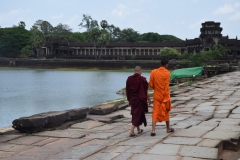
(126, 73, 148, 127)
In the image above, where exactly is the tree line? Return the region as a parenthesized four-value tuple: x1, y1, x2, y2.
(0, 14, 183, 58)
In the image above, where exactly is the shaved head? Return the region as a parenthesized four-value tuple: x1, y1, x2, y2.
(134, 66, 142, 73)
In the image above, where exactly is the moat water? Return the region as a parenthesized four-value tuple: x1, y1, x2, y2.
(0, 68, 150, 128)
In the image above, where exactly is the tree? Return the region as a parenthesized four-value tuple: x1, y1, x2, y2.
(139, 32, 183, 42)
(18, 21, 26, 28)
(21, 45, 31, 57)
(32, 20, 53, 36)
(88, 28, 101, 60)
(0, 27, 31, 57)
(106, 24, 121, 42)
(98, 30, 110, 60)
(30, 30, 45, 59)
(79, 14, 99, 31)
(52, 23, 72, 35)
(159, 47, 181, 59)
(119, 28, 140, 42)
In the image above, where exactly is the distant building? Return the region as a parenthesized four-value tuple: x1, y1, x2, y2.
(36, 21, 240, 60)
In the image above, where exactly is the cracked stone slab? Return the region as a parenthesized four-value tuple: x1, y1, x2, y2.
(140, 129, 170, 139)
(132, 154, 179, 160)
(219, 118, 240, 125)
(194, 106, 216, 112)
(82, 138, 129, 147)
(172, 129, 208, 138)
(216, 105, 236, 110)
(0, 151, 13, 158)
(197, 139, 221, 148)
(85, 132, 119, 140)
(147, 144, 181, 155)
(31, 137, 59, 146)
(113, 153, 133, 160)
(175, 121, 202, 127)
(48, 145, 106, 159)
(163, 137, 202, 145)
(0, 134, 24, 143)
(203, 130, 240, 140)
(70, 120, 105, 129)
(214, 125, 240, 132)
(102, 145, 132, 153)
(180, 146, 218, 159)
(85, 152, 121, 160)
(181, 157, 214, 160)
(125, 146, 149, 154)
(7, 136, 48, 145)
(232, 107, 240, 114)
(0, 143, 34, 152)
(228, 114, 240, 119)
(34, 129, 86, 138)
(198, 121, 219, 127)
(90, 125, 117, 131)
(188, 125, 216, 131)
(118, 137, 161, 146)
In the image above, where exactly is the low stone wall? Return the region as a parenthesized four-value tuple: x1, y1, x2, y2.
(0, 59, 189, 70)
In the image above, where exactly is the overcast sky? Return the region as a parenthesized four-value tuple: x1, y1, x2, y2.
(0, 0, 239, 40)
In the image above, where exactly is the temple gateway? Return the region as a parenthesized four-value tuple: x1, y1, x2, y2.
(37, 21, 240, 60)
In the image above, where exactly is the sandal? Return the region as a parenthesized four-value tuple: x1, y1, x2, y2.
(150, 132, 156, 136)
(138, 129, 143, 134)
(129, 132, 135, 137)
(167, 128, 175, 133)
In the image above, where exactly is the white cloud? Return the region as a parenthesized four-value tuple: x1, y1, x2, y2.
(229, 11, 240, 20)
(189, 19, 206, 29)
(213, 4, 235, 15)
(111, 4, 129, 17)
(51, 13, 64, 19)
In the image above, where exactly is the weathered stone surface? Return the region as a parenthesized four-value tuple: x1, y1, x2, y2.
(85, 152, 121, 160)
(34, 129, 86, 138)
(180, 146, 218, 159)
(89, 104, 117, 115)
(186, 116, 211, 121)
(228, 114, 240, 119)
(214, 125, 240, 132)
(0, 134, 24, 143)
(216, 105, 236, 110)
(219, 118, 240, 125)
(87, 114, 124, 123)
(147, 144, 181, 155)
(172, 129, 208, 138)
(48, 145, 106, 159)
(197, 139, 221, 148)
(118, 137, 161, 146)
(83, 139, 128, 147)
(125, 146, 149, 153)
(132, 154, 179, 160)
(102, 145, 131, 153)
(66, 107, 89, 121)
(188, 125, 216, 131)
(0, 143, 34, 152)
(85, 132, 118, 140)
(8, 136, 47, 145)
(175, 121, 201, 126)
(170, 108, 193, 114)
(181, 156, 213, 160)
(113, 153, 133, 160)
(114, 102, 128, 110)
(198, 121, 219, 127)
(0, 151, 13, 158)
(12, 111, 69, 133)
(163, 137, 202, 145)
(140, 130, 170, 139)
(194, 106, 216, 112)
(31, 137, 59, 146)
(70, 120, 105, 129)
(203, 131, 240, 140)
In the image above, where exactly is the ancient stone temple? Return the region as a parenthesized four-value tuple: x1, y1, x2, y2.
(36, 21, 240, 60)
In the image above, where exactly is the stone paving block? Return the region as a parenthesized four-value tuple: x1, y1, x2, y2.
(198, 121, 219, 127)
(132, 154, 179, 160)
(34, 130, 86, 138)
(181, 157, 213, 160)
(175, 120, 201, 127)
(85, 132, 118, 140)
(113, 153, 133, 160)
(0, 151, 13, 158)
(232, 107, 240, 114)
(194, 106, 216, 112)
(5, 155, 38, 160)
(228, 114, 240, 119)
(186, 116, 210, 121)
(70, 120, 105, 129)
(170, 108, 193, 114)
(48, 145, 106, 159)
(102, 145, 131, 153)
(195, 111, 214, 117)
(82, 138, 129, 147)
(214, 125, 240, 132)
(197, 139, 221, 148)
(163, 137, 202, 145)
(147, 144, 181, 155)
(118, 136, 161, 146)
(203, 130, 240, 140)
(7, 136, 48, 145)
(180, 146, 218, 159)
(32, 137, 59, 146)
(140, 129, 170, 139)
(125, 146, 149, 153)
(91, 125, 117, 131)
(188, 125, 216, 131)
(0, 134, 24, 143)
(184, 104, 198, 108)
(197, 102, 216, 107)
(170, 115, 192, 121)
(172, 129, 208, 138)
(0, 143, 34, 152)
(85, 152, 121, 160)
(216, 105, 236, 110)
(219, 118, 240, 125)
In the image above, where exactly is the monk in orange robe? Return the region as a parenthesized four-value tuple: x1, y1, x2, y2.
(149, 59, 174, 136)
(126, 66, 150, 137)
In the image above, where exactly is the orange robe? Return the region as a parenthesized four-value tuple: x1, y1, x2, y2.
(149, 67, 171, 122)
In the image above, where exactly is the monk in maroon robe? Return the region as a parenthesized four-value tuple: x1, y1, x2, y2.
(126, 66, 150, 137)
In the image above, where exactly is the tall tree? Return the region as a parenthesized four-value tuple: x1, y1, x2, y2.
(98, 20, 110, 60)
(120, 28, 139, 42)
(79, 14, 99, 31)
(30, 30, 45, 59)
(33, 20, 53, 36)
(88, 28, 101, 60)
(18, 21, 26, 29)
